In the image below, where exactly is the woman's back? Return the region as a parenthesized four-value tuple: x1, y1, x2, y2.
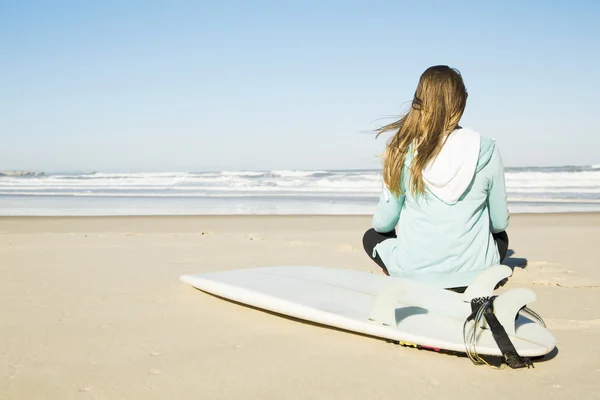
(371, 129, 509, 289)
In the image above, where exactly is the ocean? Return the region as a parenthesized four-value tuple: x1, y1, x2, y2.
(1, 166, 599, 216)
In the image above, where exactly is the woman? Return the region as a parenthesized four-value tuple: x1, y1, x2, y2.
(363, 65, 510, 292)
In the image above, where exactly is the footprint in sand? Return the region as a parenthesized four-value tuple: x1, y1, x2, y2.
(544, 318, 600, 330)
(242, 233, 264, 241)
(510, 261, 600, 288)
(288, 240, 311, 247)
(336, 244, 357, 252)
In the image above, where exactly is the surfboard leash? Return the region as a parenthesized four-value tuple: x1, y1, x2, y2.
(463, 296, 534, 369)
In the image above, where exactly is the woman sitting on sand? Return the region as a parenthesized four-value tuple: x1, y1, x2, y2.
(363, 65, 509, 292)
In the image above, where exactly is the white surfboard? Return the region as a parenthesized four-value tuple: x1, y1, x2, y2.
(180, 265, 556, 359)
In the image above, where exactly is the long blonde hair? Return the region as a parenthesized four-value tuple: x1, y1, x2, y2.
(376, 65, 468, 197)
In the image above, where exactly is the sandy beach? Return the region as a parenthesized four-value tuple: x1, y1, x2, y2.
(1, 214, 600, 399)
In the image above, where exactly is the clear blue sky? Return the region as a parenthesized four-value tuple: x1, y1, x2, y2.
(1, 0, 599, 172)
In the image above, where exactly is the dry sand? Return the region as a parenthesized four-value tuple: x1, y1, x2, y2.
(1, 214, 600, 399)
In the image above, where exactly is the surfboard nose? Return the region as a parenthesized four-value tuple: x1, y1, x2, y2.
(179, 274, 195, 285)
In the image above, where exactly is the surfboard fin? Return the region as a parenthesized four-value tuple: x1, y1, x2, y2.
(462, 265, 513, 301)
(489, 288, 537, 335)
(368, 281, 410, 326)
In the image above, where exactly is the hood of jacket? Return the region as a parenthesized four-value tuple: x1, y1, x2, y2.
(405, 127, 496, 204)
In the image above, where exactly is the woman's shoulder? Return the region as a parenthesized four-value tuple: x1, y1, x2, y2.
(479, 136, 498, 155)
(472, 132, 503, 173)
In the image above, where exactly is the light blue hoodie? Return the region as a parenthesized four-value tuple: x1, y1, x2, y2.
(371, 127, 510, 289)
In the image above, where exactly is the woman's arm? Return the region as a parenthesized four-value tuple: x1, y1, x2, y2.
(372, 185, 405, 233)
(487, 146, 510, 233)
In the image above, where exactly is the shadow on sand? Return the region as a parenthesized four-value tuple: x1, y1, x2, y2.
(503, 249, 528, 270)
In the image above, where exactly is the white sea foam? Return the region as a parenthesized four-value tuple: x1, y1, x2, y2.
(1, 167, 599, 215)
(220, 171, 265, 177)
(271, 170, 328, 177)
